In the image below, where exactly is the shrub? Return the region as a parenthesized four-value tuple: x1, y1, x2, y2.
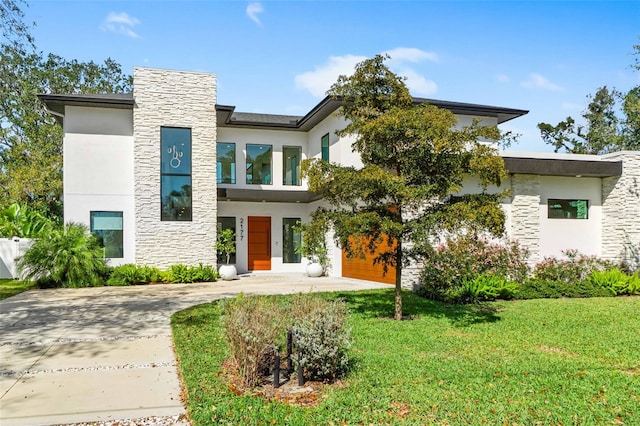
(517, 278, 611, 299)
(589, 268, 640, 296)
(221, 295, 285, 387)
(189, 263, 218, 282)
(106, 264, 162, 286)
(418, 235, 529, 302)
(533, 249, 615, 283)
(450, 274, 518, 303)
(162, 263, 218, 283)
(221, 294, 352, 387)
(17, 222, 107, 288)
(291, 296, 351, 382)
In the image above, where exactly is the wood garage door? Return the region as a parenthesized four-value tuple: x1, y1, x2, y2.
(342, 236, 396, 285)
(248, 216, 271, 270)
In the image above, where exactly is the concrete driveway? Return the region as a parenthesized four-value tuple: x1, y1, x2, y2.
(0, 274, 388, 426)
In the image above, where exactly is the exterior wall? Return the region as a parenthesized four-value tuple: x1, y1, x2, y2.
(509, 174, 541, 264)
(217, 127, 308, 191)
(63, 106, 135, 266)
(133, 68, 217, 267)
(306, 111, 362, 168)
(217, 201, 312, 274)
(538, 176, 602, 259)
(602, 152, 640, 269)
(0, 238, 32, 279)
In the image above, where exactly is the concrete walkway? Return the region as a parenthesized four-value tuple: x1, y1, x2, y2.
(0, 274, 388, 426)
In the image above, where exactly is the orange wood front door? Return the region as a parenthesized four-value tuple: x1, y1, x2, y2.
(342, 236, 396, 284)
(248, 216, 271, 270)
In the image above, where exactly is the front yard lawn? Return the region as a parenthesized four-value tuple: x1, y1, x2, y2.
(0, 279, 35, 300)
(172, 290, 640, 425)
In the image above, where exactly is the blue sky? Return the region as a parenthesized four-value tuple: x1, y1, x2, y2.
(25, 0, 640, 152)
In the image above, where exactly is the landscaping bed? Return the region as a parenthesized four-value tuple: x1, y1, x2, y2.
(172, 289, 640, 425)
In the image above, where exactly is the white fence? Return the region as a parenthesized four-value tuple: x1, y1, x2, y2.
(0, 238, 32, 279)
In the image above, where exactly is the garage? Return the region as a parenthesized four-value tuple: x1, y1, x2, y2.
(341, 237, 396, 284)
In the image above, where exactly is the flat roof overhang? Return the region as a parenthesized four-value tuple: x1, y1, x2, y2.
(217, 96, 528, 131)
(503, 157, 623, 177)
(38, 93, 135, 124)
(217, 188, 321, 203)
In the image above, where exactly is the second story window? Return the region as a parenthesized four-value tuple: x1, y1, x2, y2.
(321, 133, 330, 162)
(246, 144, 272, 185)
(217, 143, 236, 184)
(283, 146, 301, 186)
(161, 127, 192, 221)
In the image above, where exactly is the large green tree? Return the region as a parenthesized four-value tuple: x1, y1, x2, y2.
(0, 0, 132, 217)
(303, 55, 512, 320)
(538, 42, 640, 154)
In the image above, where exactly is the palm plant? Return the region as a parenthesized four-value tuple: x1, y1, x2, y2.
(17, 222, 107, 288)
(0, 203, 55, 238)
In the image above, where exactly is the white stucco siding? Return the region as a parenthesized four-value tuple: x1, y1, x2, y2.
(217, 128, 308, 191)
(455, 115, 498, 129)
(64, 133, 134, 196)
(64, 195, 135, 266)
(217, 201, 312, 274)
(306, 111, 362, 168)
(63, 106, 135, 266)
(538, 176, 602, 259)
(64, 106, 133, 136)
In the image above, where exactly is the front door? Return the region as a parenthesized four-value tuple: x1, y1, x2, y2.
(248, 216, 271, 270)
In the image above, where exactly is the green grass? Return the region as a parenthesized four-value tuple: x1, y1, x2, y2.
(172, 290, 640, 425)
(0, 279, 35, 300)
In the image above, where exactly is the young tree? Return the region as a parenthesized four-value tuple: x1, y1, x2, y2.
(538, 41, 640, 154)
(303, 55, 511, 320)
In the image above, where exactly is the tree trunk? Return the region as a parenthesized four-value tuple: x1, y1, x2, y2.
(394, 238, 403, 320)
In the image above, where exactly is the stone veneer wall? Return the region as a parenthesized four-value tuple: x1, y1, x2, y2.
(133, 68, 217, 267)
(601, 152, 640, 270)
(510, 174, 541, 265)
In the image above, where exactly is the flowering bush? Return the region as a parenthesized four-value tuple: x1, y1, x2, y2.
(533, 249, 615, 283)
(417, 234, 529, 302)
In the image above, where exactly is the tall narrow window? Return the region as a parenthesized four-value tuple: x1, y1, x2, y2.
(161, 127, 192, 221)
(246, 144, 272, 184)
(217, 217, 236, 264)
(283, 146, 302, 186)
(321, 133, 330, 162)
(217, 143, 236, 184)
(548, 199, 589, 219)
(90, 211, 123, 258)
(283, 218, 301, 263)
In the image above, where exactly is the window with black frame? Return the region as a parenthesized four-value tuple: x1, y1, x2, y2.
(90, 211, 124, 258)
(217, 217, 236, 264)
(547, 199, 589, 219)
(161, 127, 192, 221)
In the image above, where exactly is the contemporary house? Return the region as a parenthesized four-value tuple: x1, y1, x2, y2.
(36, 67, 640, 286)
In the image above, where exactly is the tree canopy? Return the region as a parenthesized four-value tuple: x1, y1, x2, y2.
(0, 0, 132, 217)
(538, 41, 640, 155)
(303, 55, 512, 320)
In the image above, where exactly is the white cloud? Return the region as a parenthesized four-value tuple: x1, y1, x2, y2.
(246, 2, 264, 26)
(295, 48, 438, 98)
(496, 73, 510, 83)
(101, 12, 141, 38)
(398, 68, 437, 96)
(295, 54, 367, 97)
(384, 47, 439, 64)
(521, 73, 563, 91)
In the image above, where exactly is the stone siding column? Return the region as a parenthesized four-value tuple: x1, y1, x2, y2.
(510, 174, 541, 265)
(602, 152, 640, 270)
(133, 68, 217, 267)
